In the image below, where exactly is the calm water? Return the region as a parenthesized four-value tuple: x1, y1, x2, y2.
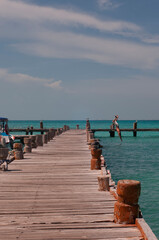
(9, 120, 159, 238)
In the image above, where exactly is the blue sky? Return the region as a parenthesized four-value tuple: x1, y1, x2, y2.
(1, 0, 159, 120)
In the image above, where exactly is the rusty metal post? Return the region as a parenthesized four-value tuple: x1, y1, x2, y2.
(30, 135, 37, 148)
(114, 180, 141, 224)
(43, 133, 48, 144)
(13, 143, 23, 159)
(36, 135, 43, 147)
(98, 175, 110, 191)
(90, 141, 102, 170)
(24, 137, 32, 153)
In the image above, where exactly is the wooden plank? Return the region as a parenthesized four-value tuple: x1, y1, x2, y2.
(136, 218, 158, 240)
(13, 228, 141, 239)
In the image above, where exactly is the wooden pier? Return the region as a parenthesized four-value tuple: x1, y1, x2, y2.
(91, 128, 159, 137)
(0, 129, 156, 239)
(89, 120, 159, 137)
(9, 128, 56, 135)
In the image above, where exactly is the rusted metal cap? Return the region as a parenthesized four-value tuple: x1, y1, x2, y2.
(117, 180, 141, 205)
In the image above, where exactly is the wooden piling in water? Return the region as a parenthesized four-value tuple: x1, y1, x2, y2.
(30, 126, 33, 135)
(133, 121, 137, 137)
(40, 121, 43, 134)
(26, 127, 30, 135)
(109, 123, 115, 137)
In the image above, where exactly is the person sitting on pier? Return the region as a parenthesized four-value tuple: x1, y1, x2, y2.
(113, 115, 122, 141)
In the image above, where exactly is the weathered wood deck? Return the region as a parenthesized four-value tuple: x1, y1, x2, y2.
(0, 130, 143, 239)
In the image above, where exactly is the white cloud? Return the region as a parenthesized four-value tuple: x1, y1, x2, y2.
(12, 30, 159, 69)
(98, 0, 122, 10)
(141, 35, 159, 44)
(0, 0, 140, 33)
(0, 68, 62, 90)
(45, 80, 62, 89)
(66, 75, 159, 98)
(0, 0, 159, 70)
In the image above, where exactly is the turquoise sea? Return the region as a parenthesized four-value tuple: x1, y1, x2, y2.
(9, 120, 159, 238)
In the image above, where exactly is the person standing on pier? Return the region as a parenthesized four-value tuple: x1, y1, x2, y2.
(113, 115, 122, 141)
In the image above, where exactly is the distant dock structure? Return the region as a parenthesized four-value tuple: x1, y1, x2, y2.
(90, 121, 159, 137)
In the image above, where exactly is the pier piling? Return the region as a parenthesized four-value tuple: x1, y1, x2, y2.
(36, 134, 43, 147)
(13, 143, 23, 159)
(24, 138, 32, 153)
(98, 175, 110, 191)
(133, 121, 137, 137)
(26, 127, 30, 135)
(43, 133, 48, 144)
(90, 141, 102, 170)
(30, 126, 33, 135)
(30, 135, 37, 148)
(40, 121, 43, 134)
(114, 179, 141, 224)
